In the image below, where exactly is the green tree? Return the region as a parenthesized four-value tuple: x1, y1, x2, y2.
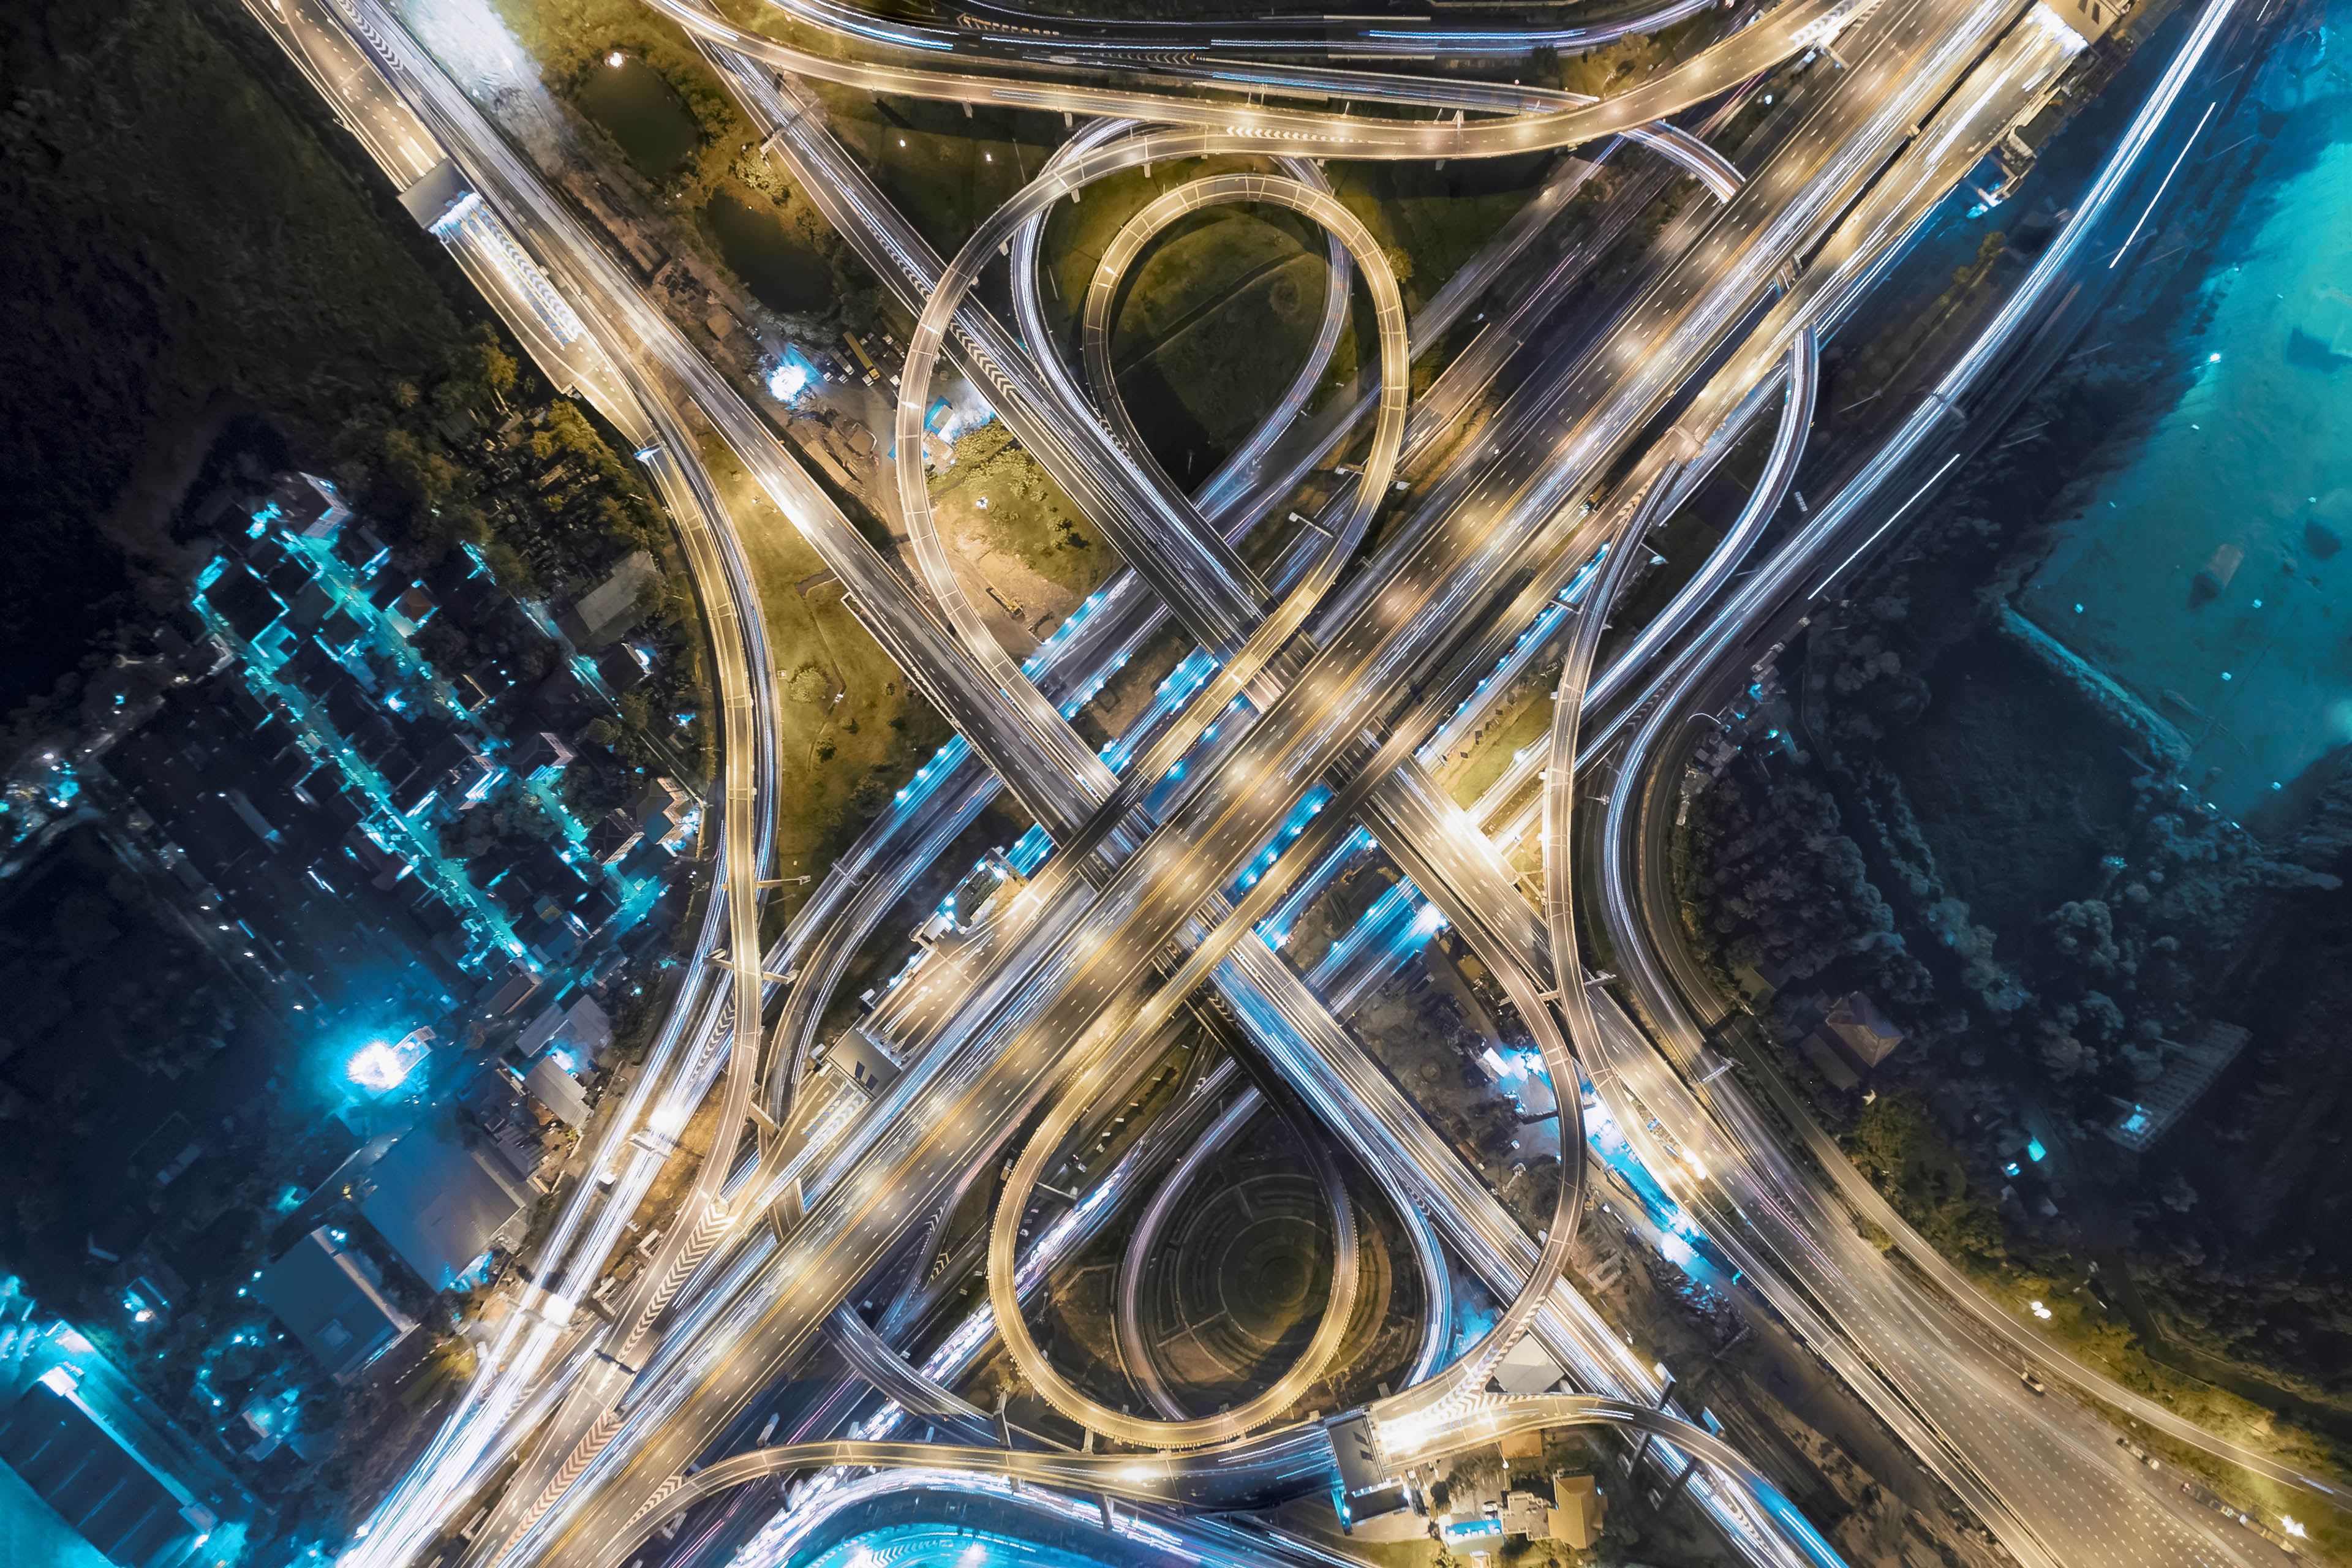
(788, 665, 830, 704)
(1847, 1095, 2006, 1268)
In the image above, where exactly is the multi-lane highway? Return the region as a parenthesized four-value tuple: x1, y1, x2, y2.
(1577, 0, 2344, 1547)
(227, 0, 2338, 1566)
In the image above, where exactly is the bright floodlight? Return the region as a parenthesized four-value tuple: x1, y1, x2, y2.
(349, 1030, 431, 1094)
(348, 1042, 410, 1091)
(767, 360, 809, 402)
(606, 50, 625, 67)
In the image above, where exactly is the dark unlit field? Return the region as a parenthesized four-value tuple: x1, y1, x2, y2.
(0, 0, 472, 713)
(815, 88, 1068, 261)
(1106, 212, 1337, 474)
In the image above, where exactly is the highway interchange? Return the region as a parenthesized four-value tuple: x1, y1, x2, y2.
(234, 0, 2340, 1564)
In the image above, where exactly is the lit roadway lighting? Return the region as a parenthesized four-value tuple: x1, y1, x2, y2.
(235, 2, 2331, 1568)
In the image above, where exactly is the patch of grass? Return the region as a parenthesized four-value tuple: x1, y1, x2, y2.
(1033, 154, 1402, 480)
(1107, 211, 1341, 479)
(1841, 230, 2014, 403)
(1327, 154, 1553, 314)
(700, 186, 835, 317)
(1942, 1238, 2352, 1562)
(491, 0, 742, 202)
(496, 0, 871, 334)
(807, 86, 1068, 262)
(1040, 158, 1215, 325)
(927, 423, 1116, 603)
(1035, 152, 1554, 478)
(1442, 663, 1556, 810)
(696, 433, 953, 895)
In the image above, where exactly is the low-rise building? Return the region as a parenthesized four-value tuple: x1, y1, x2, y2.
(425, 554, 499, 628)
(479, 967, 543, 1020)
(332, 523, 391, 579)
(456, 662, 514, 712)
(1822, 990, 1902, 1066)
(1499, 1487, 1552, 1538)
(633, 776, 699, 857)
(1488, 1332, 1564, 1395)
(595, 641, 648, 693)
(204, 561, 284, 644)
(397, 157, 472, 229)
(393, 736, 498, 818)
(1547, 1473, 1606, 1548)
(1498, 1430, 1545, 1463)
(516, 995, 615, 1068)
(1802, 990, 1903, 1090)
(1322, 1412, 1411, 1535)
(513, 731, 576, 780)
(257, 1228, 417, 1383)
(586, 808, 641, 867)
(556, 551, 659, 651)
(353, 1127, 530, 1292)
(522, 1054, 591, 1129)
(0, 1283, 251, 1568)
(0, 1376, 214, 1568)
(256, 471, 352, 540)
